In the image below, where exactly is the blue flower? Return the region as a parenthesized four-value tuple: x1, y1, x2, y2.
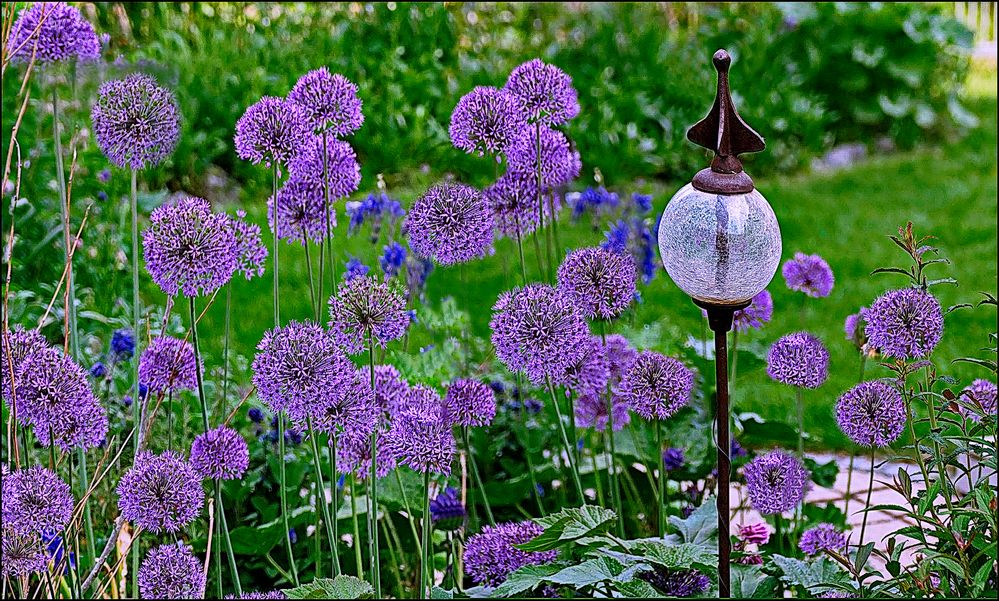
(569, 187, 619, 222)
(344, 257, 369, 281)
(430, 487, 465, 531)
(346, 192, 406, 242)
(380, 242, 407, 278)
(248, 407, 264, 424)
(89, 362, 107, 378)
(288, 528, 298, 545)
(662, 448, 685, 472)
(631, 193, 653, 213)
(111, 329, 135, 359)
(123, 395, 133, 407)
(285, 428, 302, 445)
(42, 530, 76, 575)
(97, 191, 108, 202)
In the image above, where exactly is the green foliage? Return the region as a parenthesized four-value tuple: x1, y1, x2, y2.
(284, 575, 374, 599)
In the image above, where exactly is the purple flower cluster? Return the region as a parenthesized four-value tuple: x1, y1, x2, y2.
(603, 334, 638, 383)
(234, 96, 311, 166)
(732, 290, 774, 332)
(557, 246, 637, 320)
(618, 351, 694, 421)
(836, 380, 906, 448)
(1, 529, 48, 577)
(799, 523, 848, 556)
(268, 179, 337, 245)
(2, 467, 73, 537)
(117, 451, 204, 533)
(506, 126, 580, 190)
(308, 370, 379, 439)
(782, 252, 835, 297)
(337, 425, 396, 480)
(1, 326, 48, 403)
(91, 74, 181, 170)
(287, 135, 362, 201)
(444, 379, 497, 427)
(844, 306, 870, 351)
(190, 425, 250, 480)
(288, 68, 364, 136)
(743, 450, 810, 515)
(346, 192, 406, 240)
(640, 567, 712, 597)
(8, 2, 100, 64)
(387, 385, 455, 475)
(450, 86, 527, 157)
(327, 275, 410, 353)
(463, 521, 558, 587)
(961, 379, 997, 423)
(138, 542, 206, 599)
(558, 336, 610, 398)
(231, 209, 268, 279)
(865, 288, 943, 360)
(406, 181, 494, 266)
(767, 332, 829, 389)
(574, 391, 630, 433)
(226, 591, 287, 600)
(369, 364, 411, 416)
(504, 59, 580, 125)
(484, 171, 541, 239)
(138, 336, 199, 395)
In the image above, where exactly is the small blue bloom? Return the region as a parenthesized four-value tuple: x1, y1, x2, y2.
(344, 256, 369, 281)
(110, 329, 135, 359)
(336, 474, 346, 490)
(285, 428, 303, 445)
(631, 193, 653, 213)
(569, 187, 619, 222)
(288, 528, 298, 545)
(406, 309, 418, 324)
(97, 191, 108, 202)
(535, 483, 545, 497)
(89, 362, 107, 378)
(731, 439, 747, 458)
(662, 448, 685, 472)
(488, 380, 505, 395)
(380, 241, 407, 278)
(97, 168, 111, 183)
(430, 487, 466, 530)
(248, 407, 264, 424)
(42, 530, 75, 575)
(122, 395, 133, 407)
(524, 398, 543, 414)
(138, 383, 148, 400)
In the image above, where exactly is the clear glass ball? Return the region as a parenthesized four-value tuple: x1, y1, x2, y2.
(657, 183, 781, 305)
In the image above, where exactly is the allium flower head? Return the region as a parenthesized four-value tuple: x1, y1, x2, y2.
(117, 451, 204, 533)
(844, 307, 870, 351)
(8, 2, 100, 64)
(449, 86, 528, 156)
(1, 528, 47, 577)
(743, 450, 810, 515)
(865, 288, 944, 360)
(139, 336, 199, 395)
(484, 171, 541, 239)
(327, 275, 410, 353)
(234, 96, 310, 166)
(574, 391, 629, 432)
(464, 521, 558, 587)
(231, 210, 268, 279)
(369, 364, 411, 417)
(1, 326, 48, 402)
(143, 196, 239, 297)
(504, 59, 580, 125)
(639, 567, 712, 597)
(557, 247, 637, 320)
(443, 379, 496, 427)
(836, 380, 905, 447)
(618, 351, 694, 420)
(287, 135, 362, 200)
(782, 252, 835, 298)
(556, 335, 610, 397)
(406, 181, 494, 266)
(309, 370, 379, 439)
(268, 179, 337, 246)
(960, 379, 997, 423)
(506, 126, 580, 189)
(767, 332, 829, 389)
(430, 487, 466, 531)
(2, 467, 73, 536)
(732, 290, 773, 332)
(662, 448, 685, 472)
(91, 74, 181, 170)
(799, 523, 848, 556)
(138, 542, 205, 599)
(190, 426, 249, 480)
(388, 385, 455, 475)
(288, 68, 364, 136)
(738, 522, 771, 545)
(336, 426, 396, 480)
(602, 334, 638, 383)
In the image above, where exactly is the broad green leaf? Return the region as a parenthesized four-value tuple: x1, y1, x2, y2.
(283, 576, 374, 599)
(771, 555, 848, 590)
(546, 557, 622, 588)
(616, 578, 660, 598)
(491, 563, 564, 598)
(430, 586, 455, 599)
(631, 541, 715, 571)
(731, 564, 774, 598)
(668, 500, 717, 545)
(517, 506, 617, 552)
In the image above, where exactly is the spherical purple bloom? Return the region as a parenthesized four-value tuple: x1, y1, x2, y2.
(449, 86, 528, 156)
(662, 447, 685, 472)
(960, 379, 997, 423)
(0, 326, 48, 405)
(844, 307, 870, 350)
(556, 335, 609, 397)
(602, 334, 637, 384)
(732, 290, 774, 332)
(464, 521, 558, 587)
(618, 351, 694, 421)
(288, 68, 364, 136)
(117, 451, 204, 533)
(327, 275, 410, 353)
(836, 380, 905, 448)
(8, 2, 100, 64)
(138, 542, 205, 599)
(308, 370, 379, 439)
(139, 336, 198, 395)
(2, 467, 73, 536)
(738, 522, 771, 545)
(504, 59, 580, 126)
(336, 426, 396, 480)
(406, 181, 494, 266)
(368, 364, 411, 417)
(268, 179, 337, 246)
(444, 379, 497, 427)
(743, 450, 810, 515)
(782, 252, 834, 298)
(574, 391, 629, 432)
(865, 288, 944, 360)
(143, 196, 239, 297)
(190, 425, 249, 480)
(557, 247, 637, 320)
(484, 171, 541, 239)
(799, 523, 848, 556)
(430, 486, 466, 531)
(234, 96, 311, 166)
(1, 528, 47, 577)
(767, 332, 829, 389)
(387, 385, 455, 475)
(506, 126, 580, 190)
(287, 135, 362, 200)
(91, 74, 181, 170)
(640, 567, 711, 597)
(231, 209, 268, 280)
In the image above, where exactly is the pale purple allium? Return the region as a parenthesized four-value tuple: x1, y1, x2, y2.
(489, 284, 590, 385)
(844, 307, 870, 350)
(1, 528, 47, 577)
(138, 542, 205, 600)
(961, 379, 997, 423)
(138, 336, 198, 395)
(732, 290, 773, 332)
(504, 59, 580, 125)
(8, 2, 100, 64)
(388, 385, 455, 475)
(865, 288, 944, 360)
(369, 365, 411, 417)
(782, 252, 835, 298)
(2, 467, 73, 536)
(574, 391, 630, 432)
(406, 181, 494, 266)
(506, 126, 581, 189)
(767, 332, 829, 389)
(117, 451, 204, 533)
(484, 171, 541, 239)
(288, 68, 364, 136)
(557, 247, 637, 320)
(556, 336, 609, 397)
(618, 351, 694, 420)
(287, 135, 362, 200)
(234, 96, 311, 166)
(602, 334, 638, 384)
(308, 370, 379, 439)
(738, 522, 771, 545)
(449, 86, 528, 156)
(743, 450, 810, 515)
(443, 379, 496, 427)
(231, 209, 268, 279)
(836, 380, 905, 448)
(91, 74, 181, 170)
(0, 326, 48, 405)
(640, 567, 712, 598)
(190, 425, 249, 480)
(336, 426, 396, 480)
(327, 275, 410, 353)
(799, 523, 848, 556)
(268, 179, 337, 245)
(143, 196, 239, 297)
(464, 521, 558, 587)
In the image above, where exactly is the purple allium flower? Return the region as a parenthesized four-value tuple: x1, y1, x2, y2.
(662, 447, 685, 472)
(380, 241, 407, 278)
(737, 522, 771, 545)
(743, 450, 810, 515)
(556, 335, 610, 397)
(617, 351, 694, 421)
(602, 334, 638, 384)
(138, 336, 198, 395)
(344, 256, 370, 281)
(406, 181, 493, 266)
(288, 68, 364, 136)
(8, 2, 100, 64)
(766, 332, 829, 389)
(309, 370, 379, 439)
(226, 592, 287, 600)
(836, 380, 906, 448)
(639, 567, 711, 597)
(1, 528, 47, 577)
(387, 385, 455, 475)
(504, 59, 580, 126)
(234, 96, 310, 166)
(430, 486, 466, 531)
(844, 307, 870, 351)
(443, 379, 496, 427)
(111, 328, 135, 359)
(960, 379, 997, 423)
(782, 252, 835, 298)
(268, 179, 337, 246)
(484, 171, 541, 239)
(143, 196, 239, 297)
(190, 425, 249, 480)
(733, 290, 774, 332)
(799, 523, 848, 556)
(327, 275, 410, 353)
(449, 86, 527, 156)
(368, 364, 411, 417)
(2, 467, 73, 536)
(287, 135, 361, 200)
(336, 426, 396, 480)
(557, 247, 637, 320)
(574, 391, 629, 432)
(91, 74, 181, 170)
(0, 326, 48, 401)
(231, 209, 268, 280)
(506, 127, 580, 190)
(865, 288, 944, 360)
(117, 451, 204, 533)
(464, 521, 558, 587)
(489, 284, 590, 385)
(138, 542, 205, 599)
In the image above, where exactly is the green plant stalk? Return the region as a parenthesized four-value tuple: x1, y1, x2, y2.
(515, 231, 528, 285)
(307, 416, 340, 576)
(547, 191, 562, 264)
(463, 426, 495, 526)
(278, 413, 299, 586)
(217, 479, 242, 596)
(395, 469, 423, 557)
(533, 122, 548, 280)
(304, 242, 318, 319)
(515, 370, 545, 517)
(657, 420, 665, 538)
(598, 322, 623, 537)
(167, 391, 174, 451)
(272, 162, 281, 324)
(367, 330, 381, 597)
(546, 377, 584, 503)
(350, 477, 364, 579)
(794, 386, 805, 531)
(844, 355, 867, 518)
(221, 284, 231, 419)
(858, 446, 875, 549)
(420, 470, 432, 599)
(328, 437, 342, 576)
(129, 167, 141, 600)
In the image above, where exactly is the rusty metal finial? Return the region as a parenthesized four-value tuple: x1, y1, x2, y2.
(687, 49, 766, 194)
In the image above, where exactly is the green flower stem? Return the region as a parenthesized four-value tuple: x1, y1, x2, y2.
(394, 469, 422, 557)
(463, 426, 495, 526)
(598, 322, 623, 537)
(515, 231, 528, 285)
(350, 477, 364, 579)
(843, 355, 867, 518)
(420, 470, 432, 599)
(367, 330, 381, 597)
(221, 284, 231, 419)
(304, 242, 318, 319)
(858, 446, 875, 549)
(546, 376, 584, 504)
(278, 413, 300, 586)
(307, 416, 340, 576)
(657, 419, 665, 538)
(129, 168, 141, 600)
(328, 437, 342, 576)
(217, 479, 243, 596)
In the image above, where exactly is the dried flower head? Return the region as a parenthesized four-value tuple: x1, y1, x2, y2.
(117, 451, 204, 533)
(268, 179, 337, 246)
(743, 450, 810, 515)
(506, 126, 581, 189)
(443, 379, 496, 427)
(92, 74, 181, 170)
(327, 275, 410, 353)
(767, 332, 829, 389)
(960, 379, 997, 423)
(8, 2, 100, 64)
(865, 288, 944, 360)
(139, 336, 199, 395)
(836, 380, 906, 448)
(234, 96, 311, 166)
(449, 86, 527, 156)
(190, 425, 250, 480)
(464, 521, 558, 587)
(287, 135, 362, 200)
(388, 385, 455, 475)
(288, 68, 364, 136)
(2, 467, 73, 536)
(557, 247, 637, 320)
(618, 351, 694, 421)
(406, 181, 494, 266)
(138, 542, 206, 599)
(799, 523, 848, 556)
(504, 59, 580, 125)
(782, 252, 834, 298)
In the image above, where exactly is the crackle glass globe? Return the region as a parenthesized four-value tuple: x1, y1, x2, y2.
(658, 183, 781, 305)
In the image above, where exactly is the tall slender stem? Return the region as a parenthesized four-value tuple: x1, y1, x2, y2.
(278, 413, 299, 585)
(463, 426, 495, 526)
(515, 231, 528, 285)
(420, 470, 432, 599)
(304, 243, 317, 319)
(272, 163, 280, 325)
(221, 284, 231, 420)
(218, 480, 242, 596)
(328, 439, 341, 576)
(795, 387, 804, 460)
(712, 326, 732, 599)
(657, 420, 665, 537)
(350, 477, 364, 579)
(307, 417, 339, 576)
(545, 377, 584, 503)
(52, 87, 79, 360)
(533, 122, 547, 280)
(844, 355, 867, 518)
(859, 446, 875, 549)
(322, 130, 335, 299)
(366, 330, 381, 597)
(129, 167, 141, 600)
(189, 298, 210, 433)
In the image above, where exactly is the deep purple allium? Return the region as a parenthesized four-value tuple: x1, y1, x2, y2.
(662, 447, 685, 472)
(444, 379, 497, 427)
(430, 486, 466, 531)
(1, 528, 47, 577)
(138, 336, 198, 395)
(287, 135, 362, 200)
(504, 59, 580, 126)
(231, 209, 268, 280)
(190, 425, 249, 480)
(557, 247, 637, 320)
(406, 181, 493, 266)
(327, 275, 410, 353)
(782, 252, 835, 298)
(506, 126, 581, 190)
(336, 426, 396, 480)
(464, 521, 558, 587)
(960, 379, 997, 423)
(138, 542, 206, 599)
(368, 364, 411, 417)
(269, 179, 337, 245)
(234, 96, 311, 166)
(574, 391, 629, 432)
(836, 380, 905, 448)
(308, 370, 379, 439)
(0, 326, 48, 401)
(143, 196, 239, 297)
(489, 284, 590, 385)
(556, 335, 609, 397)
(387, 385, 455, 475)
(617, 351, 694, 420)
(91, 74, 181, 170)
(8, 2, 100, 64)
(117, 451, 204, 533)
(484, 171, 542, 239)
(225, 592, 287, 600)
(2, 467, 73, 536)
(640, 567, 712, 598)
(602, 334, 637, 384)
(865, 288, 944, 360)
(738, 522, 771, 545)
(732, 290, 774, 332)
(111, 328, 135, 359)
(767, 332, 829, 389)
(449, 86, 527, 156)
(288, 68, 364, 136)
(799, 523, 848, 556)
(844, 307, 870, 351)
(743, 450, 810, 515)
